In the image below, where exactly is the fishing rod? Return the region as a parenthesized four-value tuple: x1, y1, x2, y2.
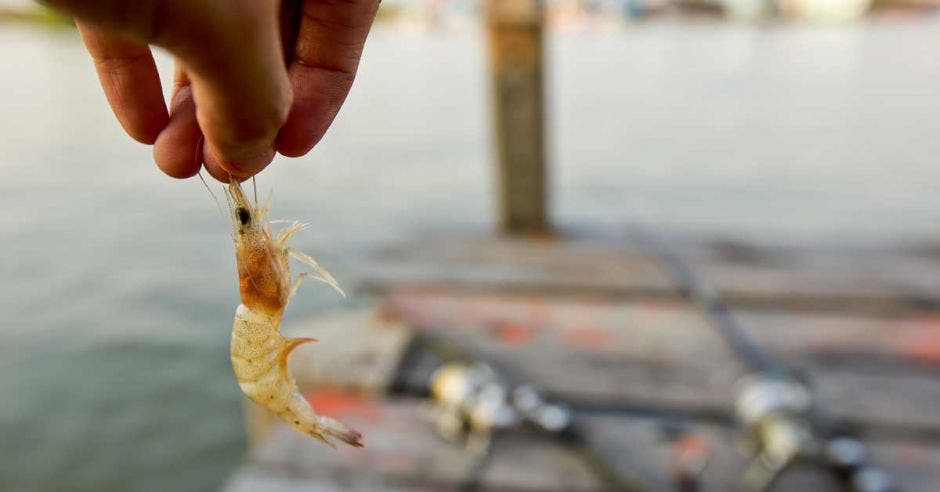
(638, 229, 896, 492)
(389, 334, 648, 492)
(382, 229, 897, 491)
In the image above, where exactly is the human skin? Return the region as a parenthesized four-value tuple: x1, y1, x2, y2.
(40, 0, 380, 180)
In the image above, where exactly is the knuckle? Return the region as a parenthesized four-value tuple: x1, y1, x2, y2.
(112, 0, 169, 44)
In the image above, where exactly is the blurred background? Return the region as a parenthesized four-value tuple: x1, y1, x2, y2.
(3, 0, 940, 491)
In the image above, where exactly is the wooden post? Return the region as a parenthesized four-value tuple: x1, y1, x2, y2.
(485, 0, 549, 235)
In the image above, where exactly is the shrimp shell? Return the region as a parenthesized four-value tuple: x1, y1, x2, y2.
(226, 179, 361, 448)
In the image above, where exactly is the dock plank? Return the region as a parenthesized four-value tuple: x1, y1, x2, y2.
(358, 234, 940, 314)
(355, 234, 678, 299)
(242, 396, 603, 491)
(384, 290, 940, 433)
(250, 398, 471, 489)
(224, 467, 432, 492)
(285, 309, 413, 394)
(580, 414, 940, 492)
(229, 396, 940, 492)
(681, 238, 940, 313)
(235, 232, 940, 491)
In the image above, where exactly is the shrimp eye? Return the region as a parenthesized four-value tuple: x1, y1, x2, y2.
(236, 207, 251, 226)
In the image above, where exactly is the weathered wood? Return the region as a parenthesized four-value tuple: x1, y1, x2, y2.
(357, 234, 940, 315)
(681, 238, 940, 314)
(248, 399, 470, 488)
(478, 433, 606, 491)
(263, 295, 940, 435)
(384, 290, 940, 434)
(235, 231, 940, 491)
(485, 0, 548, 234)
(242, 397, 602, 491)
(229, 397, 940, 492)
(579, 414, 940, 492)
(224, 466, 432, 492)
(355, 234, 678, 299)
(285, 309, 413, 393)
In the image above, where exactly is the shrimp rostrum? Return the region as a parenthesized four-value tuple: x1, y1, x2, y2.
(224, 179, 362, 448)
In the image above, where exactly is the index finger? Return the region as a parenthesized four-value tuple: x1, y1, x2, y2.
(275, 0, 380, 157)
(77, 23, 168, 145)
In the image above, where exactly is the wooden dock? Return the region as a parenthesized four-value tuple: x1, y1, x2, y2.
(224, 231, 940, 492)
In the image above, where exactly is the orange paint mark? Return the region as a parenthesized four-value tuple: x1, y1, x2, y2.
(304, 389, 381, 421)
(897, 324, 940, 365)
(670, 433, 711, 486)
(492, 322, 536, 345)
(675, 433, 710, 459)
(563, 326, 613, 351)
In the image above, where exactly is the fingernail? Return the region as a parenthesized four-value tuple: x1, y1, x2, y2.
(204, 159, 235, 183)
(204, 142, 275, 178)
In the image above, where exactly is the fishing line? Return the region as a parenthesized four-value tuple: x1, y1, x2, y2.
(637, 228, 782, 375)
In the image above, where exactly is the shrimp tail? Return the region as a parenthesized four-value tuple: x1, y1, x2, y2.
(231, 305, 363, 448)
(277, 337, 364, 447)
(317, 416, 364, 448)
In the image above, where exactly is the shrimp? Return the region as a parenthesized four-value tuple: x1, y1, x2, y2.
(224, 178, 363, 448)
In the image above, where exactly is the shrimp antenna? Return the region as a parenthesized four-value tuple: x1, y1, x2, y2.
(223, 184, 234, 219)
(197, 171, 227, 222)
(222, 184, 237, 241)
(252, 176, 259, 208)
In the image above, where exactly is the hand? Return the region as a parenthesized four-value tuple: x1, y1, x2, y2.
(43, 0, 379, 180)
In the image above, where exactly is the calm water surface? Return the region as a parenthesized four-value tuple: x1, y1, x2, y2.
(4, 17, 940, 492)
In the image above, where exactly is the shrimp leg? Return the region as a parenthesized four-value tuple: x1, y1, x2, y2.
(287, 247, 345, 297)
(276, 222, 308, 247)
(290, 272, 332, 297)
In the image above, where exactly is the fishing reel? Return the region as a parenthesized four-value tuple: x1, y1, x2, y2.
(736, 375, 817, 490)
(428, 362, 517, 449)
(426, 362, 574, 451)
(735, 375, 896, 492)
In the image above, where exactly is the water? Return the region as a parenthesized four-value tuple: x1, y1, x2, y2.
(4, 16, 940, 492)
